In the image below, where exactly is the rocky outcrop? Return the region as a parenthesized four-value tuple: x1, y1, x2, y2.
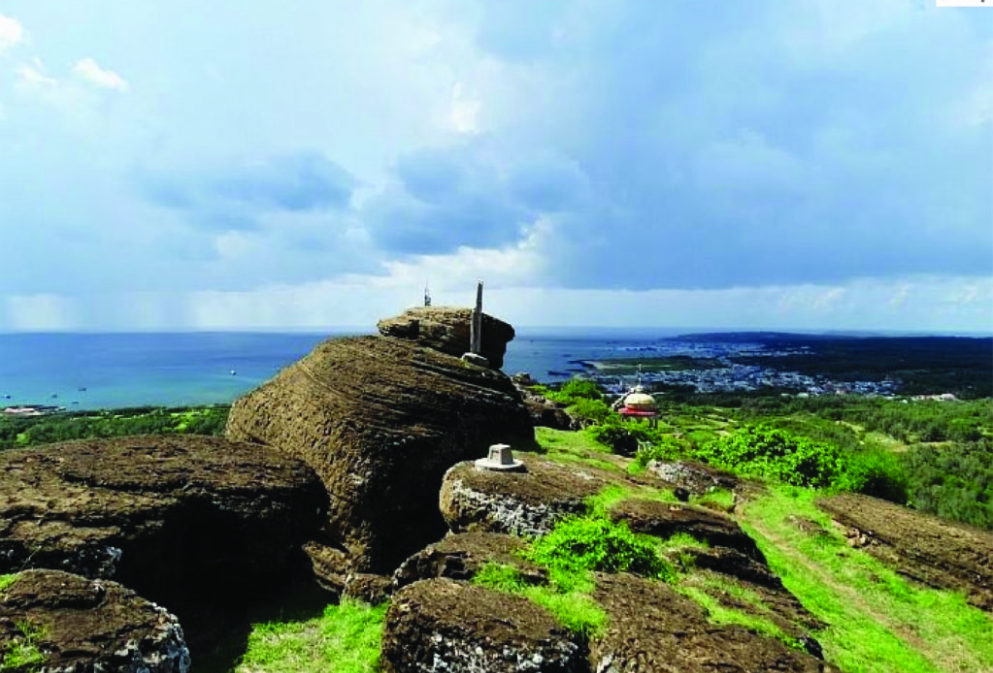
(440, 455, 614, 537)
(607, 499, 764, 561)
(818, 493, 993, 612)
(590, 573, 831, 672)
(381, 578, 586, 673)
(647, 460, 739, 495)
(377, 306, 515, 369)
(226, 334, 535, 574)
(392, 532, 546, 591)
(0, 435, 326, 654)
(0, 570, 190, 673)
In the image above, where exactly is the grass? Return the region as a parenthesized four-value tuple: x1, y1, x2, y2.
(535, 426, 625, 473)
(472, 563, 607, 638)
(676, 584, 801, 650)
(236, 600, 388, 673)
(0, 575, 17, 593)
(739, 486, 993, 673)
(583, 483, 679, 516)
(1, 621, 45, 673)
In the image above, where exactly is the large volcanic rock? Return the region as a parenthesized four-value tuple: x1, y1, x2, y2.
(0, 570, 190, 673)
(818, 493, 993, 612)
(0, 435, 326, 653)
(590, 573, 831, 672)
(377, 306, 515, 369)
(226, 334, 535, 574)
(381, 578, 586, 673)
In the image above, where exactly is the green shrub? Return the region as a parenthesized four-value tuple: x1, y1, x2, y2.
(696, 425, 843, 488)
(527, 516, 672, 581)
(634, 435, 691, 467)
(586, 418, 660, 456)
(559, 378, 603, 400)
(566, 398, 614, 425)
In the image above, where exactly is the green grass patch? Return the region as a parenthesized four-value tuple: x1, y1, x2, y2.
(472, 563, 606, 637)
(236, 600, 387, 673)
(0, 575, 17, 593)
(583, 483, 679, 517)
(535, 426, 611, 454)
(691, 487, 735, 511)
(1, 621, 46, 673)
(740, 486, 993, 673)
(677, 584, 801, 649)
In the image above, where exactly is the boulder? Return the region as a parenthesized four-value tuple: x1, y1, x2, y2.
(377, 306, 515, 369)
(607, 499, 764, 562)
(647, 460, 739, 495)
(0, 570, 190, 673)
(226, 335, 535, 574)
(392, 532, 546, 591)
(0, 435, 326, 654)
(817, 493, 993, 612)
(381, 578, 586, 673)
(590, 573, 831, 672)
(440, 455, 612, 537)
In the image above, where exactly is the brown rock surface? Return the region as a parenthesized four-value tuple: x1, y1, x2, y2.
(226, 334, 535, 573)
(377, 306, 515, 369)
(590, 573, 833, 672)
(392, 531, 546, 590)
(817, 493, 993, 611)
(0, 569, 190, 673)
(440, 454, 613, 536)
(381, 578, 586, 673)
(0, 435, 326, 654)
(608, 499, 764, 562)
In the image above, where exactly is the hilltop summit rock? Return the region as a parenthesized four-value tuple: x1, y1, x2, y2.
(226, 332, 535, 575)
(377, 306, 515, 369)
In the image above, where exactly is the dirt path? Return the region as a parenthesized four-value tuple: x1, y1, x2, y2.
(738, 506, 967, 673)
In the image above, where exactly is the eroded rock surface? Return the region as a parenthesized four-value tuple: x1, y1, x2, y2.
(381, 578, 585, 673)
(226, 334, 534, 573)
(393, 531, 545, 590)
(591, 573, 833, 673)
(818, 493, 993, 611)
(377, 306, 515, 369)
(440, 455, 613, 536)
(647, 460, 739, 495)
(608, 499, 764, 561)
(0, 435, 326, 655)
(0, 569, 190, 673)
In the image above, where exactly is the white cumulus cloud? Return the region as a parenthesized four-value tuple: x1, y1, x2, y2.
(73, 57, 127, 91)
(0, 13, 24, 52)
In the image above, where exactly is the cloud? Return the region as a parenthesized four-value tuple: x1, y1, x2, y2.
(15, 60, 57, 89)
(449, 82, 480, 135)
(140, 152, 358, 229)
(0, 13, 23, 52)
(73, 58, 127, 91)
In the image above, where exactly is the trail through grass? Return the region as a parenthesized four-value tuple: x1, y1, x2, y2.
(738, 486, 993, 673)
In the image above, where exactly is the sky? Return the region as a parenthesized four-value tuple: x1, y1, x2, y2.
(0, 0, 990, 333)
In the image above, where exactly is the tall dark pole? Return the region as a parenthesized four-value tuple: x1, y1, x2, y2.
(470, 281, 483, 355)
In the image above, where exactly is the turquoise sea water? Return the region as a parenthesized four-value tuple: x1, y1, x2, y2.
(0, 328, 689, 411)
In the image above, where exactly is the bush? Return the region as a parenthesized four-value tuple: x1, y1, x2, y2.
(696, 425, 843, 489)
(527, 516, 672, 581)
(586, 418, 661, 456)
(567, 398, 614, 425)
(559, 378, 603, 400)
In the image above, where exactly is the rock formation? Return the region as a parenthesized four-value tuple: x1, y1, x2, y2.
(376, 306, 515, 369)
(0, 570, 190, 673)
(0, 435, 326, 654)
(226, 324, 535, 574)
(381, 578, 587, 673)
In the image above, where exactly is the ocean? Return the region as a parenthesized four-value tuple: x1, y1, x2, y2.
(0, 328, 693, 411)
